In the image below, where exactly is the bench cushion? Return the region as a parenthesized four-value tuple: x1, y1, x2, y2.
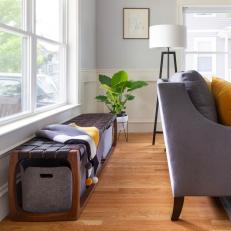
(17, 113, 115, 159)
(66, 113, 116, 134)
(16, 113, 115, 200)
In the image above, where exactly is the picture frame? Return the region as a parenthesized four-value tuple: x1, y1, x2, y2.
(123, 8, 150, 39)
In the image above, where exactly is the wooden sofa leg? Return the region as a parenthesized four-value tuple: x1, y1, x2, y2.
(171, 197, 184, 221)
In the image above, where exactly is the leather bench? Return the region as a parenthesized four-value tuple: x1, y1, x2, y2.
(8, 113, 117, 221)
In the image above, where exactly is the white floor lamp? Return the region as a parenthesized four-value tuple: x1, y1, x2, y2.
(149, 24, 186, 145)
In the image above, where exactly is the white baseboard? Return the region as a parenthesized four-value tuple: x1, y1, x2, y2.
(0, 190, 8, 221)
(0, 183, 8, 198)
(128, 121, 162, 133)
(0, 175, 20, 221)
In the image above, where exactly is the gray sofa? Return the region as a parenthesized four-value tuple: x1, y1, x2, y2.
(157, 71, 231, 221)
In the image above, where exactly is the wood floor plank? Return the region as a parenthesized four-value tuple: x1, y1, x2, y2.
(1, 133, 231, 231)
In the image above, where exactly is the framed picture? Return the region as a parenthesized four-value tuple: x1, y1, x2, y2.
(123, 8, 150, 39)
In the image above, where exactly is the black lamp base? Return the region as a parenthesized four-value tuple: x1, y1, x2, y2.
(152, 48, 177, 145)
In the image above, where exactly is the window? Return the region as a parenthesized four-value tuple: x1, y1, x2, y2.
(0, 0, 66, 123)
(36, 0, 61, 41)
(36, 41, 61, 108)
(184, 7, 231, 80)
(193, 37, 216, 75)
(0, 0, 24, 28)
(197, 56, 213, 72)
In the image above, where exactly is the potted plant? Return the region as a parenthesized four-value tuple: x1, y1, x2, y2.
(96, 70, 148, 122)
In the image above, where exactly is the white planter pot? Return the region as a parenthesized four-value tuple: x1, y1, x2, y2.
(116, 114, 128, 142)
(116, 115, 128, 123)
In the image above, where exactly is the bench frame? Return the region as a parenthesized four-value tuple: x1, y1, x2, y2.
(8, 119, 117, 221)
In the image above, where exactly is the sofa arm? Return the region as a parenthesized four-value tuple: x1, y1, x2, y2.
(158, 82, 231, 197)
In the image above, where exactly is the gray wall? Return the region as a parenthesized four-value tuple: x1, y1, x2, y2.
(79, 0, 96, 69)
(96, 0, 177, 69)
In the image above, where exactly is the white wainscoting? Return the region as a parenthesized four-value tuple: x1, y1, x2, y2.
(79, 69, 104, 113)
(81, 68, 164, 133)
(0, 174, 21, 220)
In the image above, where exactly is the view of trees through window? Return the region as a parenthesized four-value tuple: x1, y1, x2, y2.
(0, 0, 65, 121)
(0, 0, 22, 73)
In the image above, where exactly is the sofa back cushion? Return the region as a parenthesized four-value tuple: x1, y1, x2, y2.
(169, 70, 217, 122)
(212, 77, 231, 125)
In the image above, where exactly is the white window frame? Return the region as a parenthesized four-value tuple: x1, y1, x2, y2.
(177, 0, 231, 81)
(193, 13, 216, 17)
(177, 1, 231, 81)
(0, 0, 67, 125)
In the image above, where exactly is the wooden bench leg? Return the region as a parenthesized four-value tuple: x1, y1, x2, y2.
(68, 150, 81, 220)
(171, 197, 184, 221)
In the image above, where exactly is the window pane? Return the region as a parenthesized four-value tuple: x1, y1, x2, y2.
(185, 53, 195, 70)
(184, 8, 231, 81)
(36, 0, 61, 41)
(0, 0, 23, 28)
(185, 10, 231, 52)
(37, 40, 61, 108)
(198, 56, 212, 72)
(185, 53, 226, 78)
(0, 31, 24, 118)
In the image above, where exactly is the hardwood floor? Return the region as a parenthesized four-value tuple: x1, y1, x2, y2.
(1, 133, 231, 231)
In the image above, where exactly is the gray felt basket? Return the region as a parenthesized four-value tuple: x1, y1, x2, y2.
(99, 125, 112, 159)
(20, 164, 72, 213)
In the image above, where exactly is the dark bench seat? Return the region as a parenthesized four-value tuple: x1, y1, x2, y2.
(8, 113, 117, 222)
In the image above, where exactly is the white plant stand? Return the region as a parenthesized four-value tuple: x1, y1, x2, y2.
(117, 115, 128, 142)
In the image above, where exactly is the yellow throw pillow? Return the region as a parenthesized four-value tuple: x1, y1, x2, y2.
(211, 77, 231, 125)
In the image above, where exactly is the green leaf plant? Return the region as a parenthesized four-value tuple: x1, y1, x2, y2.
(96, 70, 148, 115)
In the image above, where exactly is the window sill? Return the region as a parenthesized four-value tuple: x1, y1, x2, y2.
(0, 104, 81, 137)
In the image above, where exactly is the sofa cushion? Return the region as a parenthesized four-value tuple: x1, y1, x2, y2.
(211, 77, 231, 125)
(169, 70, 217, 122)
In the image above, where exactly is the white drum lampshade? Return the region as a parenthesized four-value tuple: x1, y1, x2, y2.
(149, 24, 186, 49)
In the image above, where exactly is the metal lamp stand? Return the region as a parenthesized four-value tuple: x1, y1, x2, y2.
(152, 47, 178, 145)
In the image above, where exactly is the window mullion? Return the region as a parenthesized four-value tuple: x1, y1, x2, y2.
(21, 36, 29, 113)
(31, 35, 37, 112)
(0, 23, 29, 36)
(22, 0, 27, 31)
(59, 0, 67, 105)
(30, 0, 36, 112)
(35, 35, 63, 46)
(21, 0, 30, 113)
(60, 44, 67, 104)
(62, 0, 67, 44)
